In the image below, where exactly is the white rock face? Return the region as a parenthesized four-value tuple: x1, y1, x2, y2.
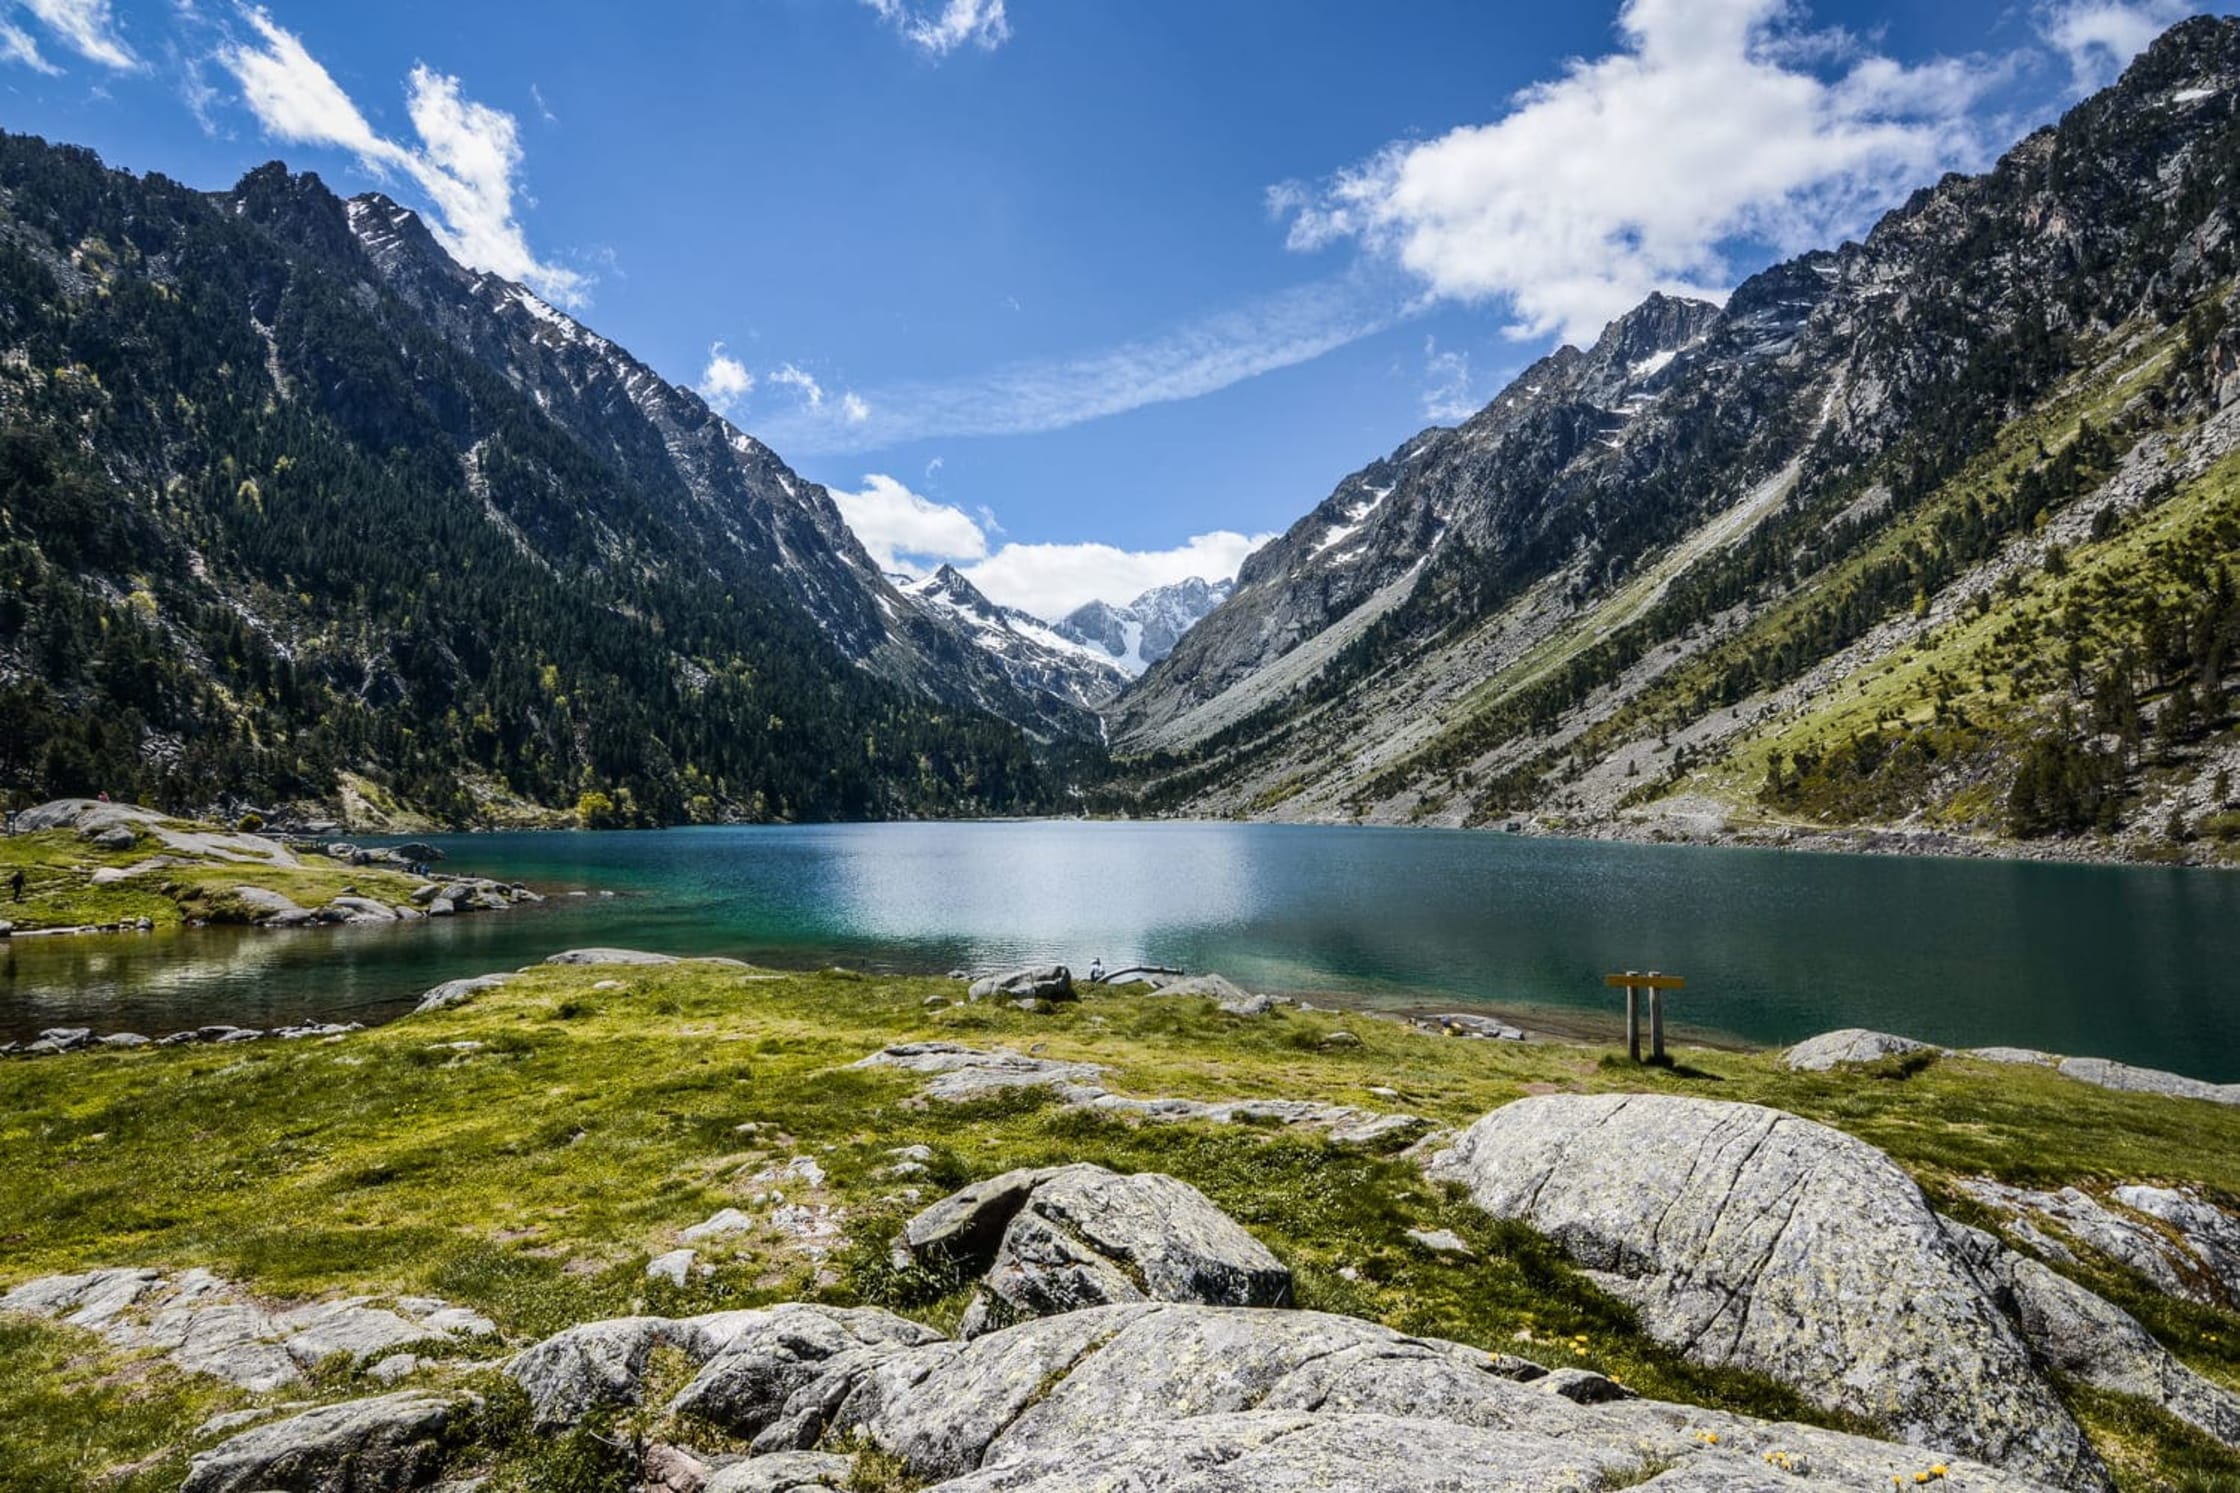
(1427, 1094, 2104, 1487)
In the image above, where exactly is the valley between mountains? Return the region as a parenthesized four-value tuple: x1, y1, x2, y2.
(8, 21, 2240, 866)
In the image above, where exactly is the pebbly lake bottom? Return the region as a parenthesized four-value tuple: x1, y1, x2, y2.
(5, 820, 2238, 1080)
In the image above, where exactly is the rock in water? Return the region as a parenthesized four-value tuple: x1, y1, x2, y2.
(181, 1391, 475, 1493)
(1782, 1028, 1938, 1071)
(892, 1164, 1291, 1336)
(967, 966, 1075, 1003)
(1427, 1094, 2104, 1487)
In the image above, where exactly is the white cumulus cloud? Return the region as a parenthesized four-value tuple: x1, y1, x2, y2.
(2040, 0, 2196, 89)
(828, 473, 990, 572)
(1271, 0, 2001, 347)
(862, 0, 1010, 57)
(964, 530, 1273, 622)
(20, 0, 137, 69)
(828, 473, 1271, 620)
(700, 342, 755, 409)
(217, 7, 586, 306)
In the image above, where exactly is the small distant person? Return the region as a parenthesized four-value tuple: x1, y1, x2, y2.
(1088, 957, 1105, 983)
(9, 868, 23, 902)
(96, 790, 110, 803)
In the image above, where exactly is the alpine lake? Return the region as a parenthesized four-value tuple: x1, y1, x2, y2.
(6, 821, 2238, 1079)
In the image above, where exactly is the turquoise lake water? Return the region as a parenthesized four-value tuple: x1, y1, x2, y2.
(6, 821, 2238, 1079)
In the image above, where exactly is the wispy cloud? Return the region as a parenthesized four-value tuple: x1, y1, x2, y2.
(830, 472, 1271, 620)
(20, 0, 138, 70)
(0, 20, 59, 73)
(861, 0, 1010, 57)
(754, 273, 1406, 455)
(215, 6, 586, 305)
(1420, 336, 1483, 422)
(1270, 0, 2004, 347)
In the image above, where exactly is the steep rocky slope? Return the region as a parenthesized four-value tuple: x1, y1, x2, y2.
(1107, 19, 2240, 862)
(0, 139, 1085, 826)
(903, 566, 1130, 710)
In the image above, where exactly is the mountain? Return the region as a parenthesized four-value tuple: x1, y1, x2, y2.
(1106, 18, 2240, 860)
(0, 135, 1083, 827)
(1055, 577, 1235, 677)
(903, 565, 1130, 711)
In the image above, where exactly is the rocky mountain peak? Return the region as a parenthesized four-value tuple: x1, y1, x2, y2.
(910, 564, 1001, 620)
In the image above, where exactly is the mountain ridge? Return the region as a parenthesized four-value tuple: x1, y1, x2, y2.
(1100, 16, 2240, 865)
(0, 138, 1083, 825)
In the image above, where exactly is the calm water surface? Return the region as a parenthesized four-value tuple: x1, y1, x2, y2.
(6, 822, 2237, 1078)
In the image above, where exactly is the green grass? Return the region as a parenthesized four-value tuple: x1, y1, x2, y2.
(0, 823, 429, 931)
(3, 961, 2237, 1487)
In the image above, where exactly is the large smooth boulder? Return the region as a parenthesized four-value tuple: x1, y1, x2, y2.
(546, 948, 679, 966)
(180, 1391, 475, 1493)
(704, 1302, 2057, 1491)
(892, 1165, 1292, 1336)
(967, 966, 1074, 1003)
(928, 1411, 1628, 1493)
(1782, 1028, 1937, 1071)
(1428, 1094, 2103, 1488)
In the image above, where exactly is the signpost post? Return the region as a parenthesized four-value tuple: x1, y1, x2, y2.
(1603, 971, 1686, 1063)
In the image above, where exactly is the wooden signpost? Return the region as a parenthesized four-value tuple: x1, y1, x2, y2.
(1604, 970, 1686, 1063)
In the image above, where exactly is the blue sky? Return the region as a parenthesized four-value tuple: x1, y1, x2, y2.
(0, 0, 2231, 618)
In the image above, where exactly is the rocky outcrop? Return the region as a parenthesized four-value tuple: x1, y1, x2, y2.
(621, 1302, 2057, 1491)
(891, 1166, 1291, 1335)
(1428, 1094, 2106, 1487)
(2055, 1055, 2240, 1105)
(966, 966, 1075, 1003)
(1941, 1219, 2240, 1447)
(0, 1269, 491, 1391)
(6, 1020, 363, 1059)
(1782, 1028, 1939, 1071)
(667, 1305, 946, 1438)
(1138, 973, 1286, 1017)
(413, 973, 516, 1014)
(181, 1390, 476, 1493)
(852, 1042, 1421, 1143)
(1958, 1177, 2240, 1308)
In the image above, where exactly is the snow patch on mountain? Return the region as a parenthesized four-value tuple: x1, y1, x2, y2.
(1053, 577, 1235, 677)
